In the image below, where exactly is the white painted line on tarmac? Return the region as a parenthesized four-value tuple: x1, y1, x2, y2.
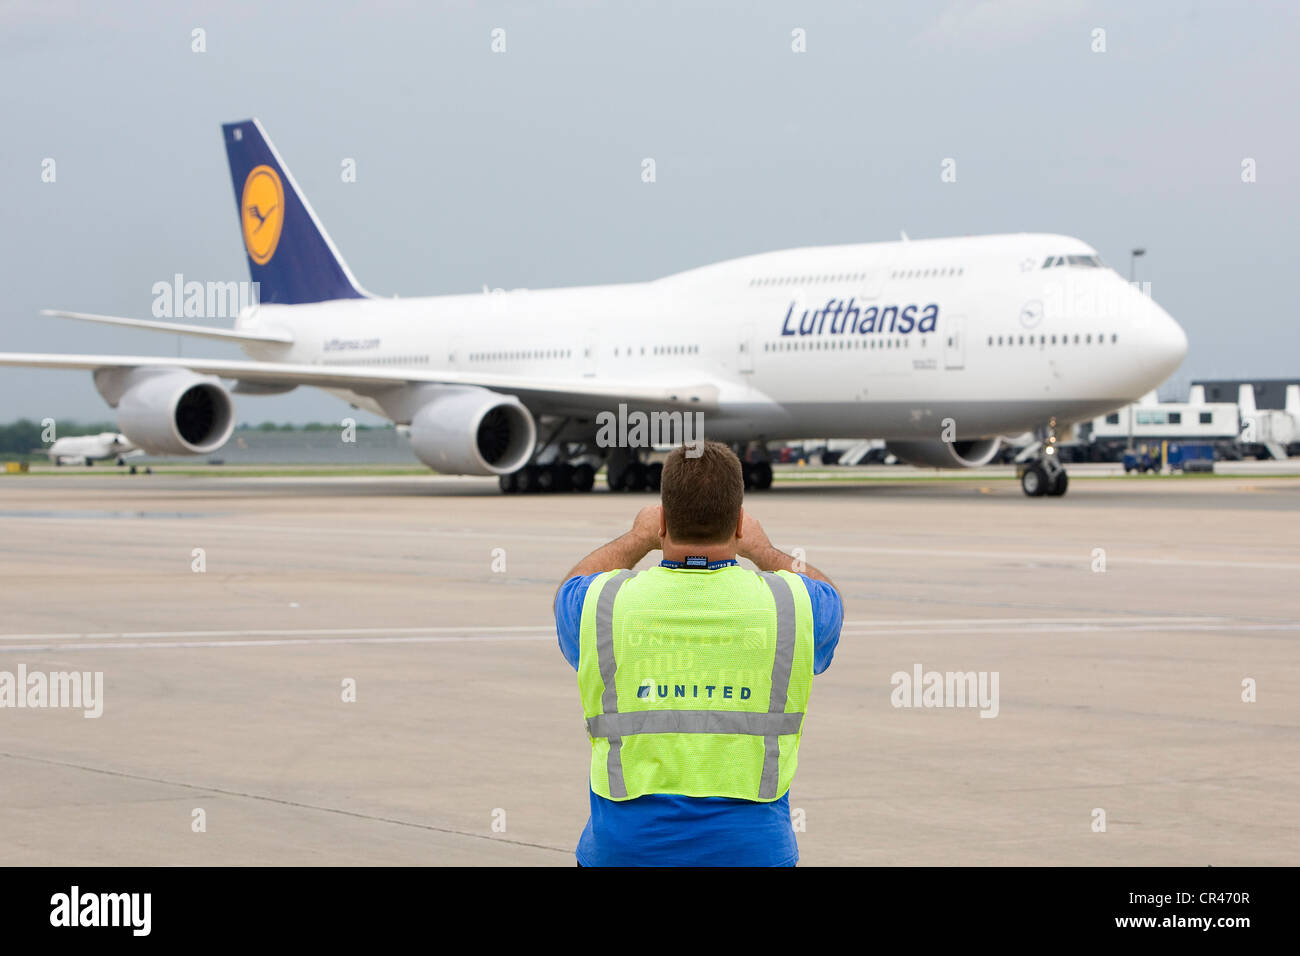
(1, 615, 1295, 653)
(8, 514, 1295, 571)
(0, 624, 553, 642)
(839, 622, 1299, 635)
(812, 544, 1300, 572)
(0, 633, 556, 651)
(840, 616, 1226, 628)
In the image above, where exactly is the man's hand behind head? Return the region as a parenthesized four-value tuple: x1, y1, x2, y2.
(735, 508, 774, 563)
(631, 504, 664, 553)
(735, 510, 838, 590)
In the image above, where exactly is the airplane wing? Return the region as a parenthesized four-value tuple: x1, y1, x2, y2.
(41, 311, 295, 345)
(0, 352, 720, 415)
(41, 312, 296, 345)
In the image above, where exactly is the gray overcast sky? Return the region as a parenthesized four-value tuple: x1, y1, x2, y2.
(1, 0, 1296, 423)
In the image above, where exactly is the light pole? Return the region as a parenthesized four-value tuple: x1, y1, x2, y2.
(1129, 247, 1146, 283)
(1125, 244, 1146, 454)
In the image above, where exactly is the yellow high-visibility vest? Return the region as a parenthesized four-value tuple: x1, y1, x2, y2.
(578, 564, 815, 802)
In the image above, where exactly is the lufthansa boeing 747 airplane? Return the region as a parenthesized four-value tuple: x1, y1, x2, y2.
(0, 119, 1188, 496)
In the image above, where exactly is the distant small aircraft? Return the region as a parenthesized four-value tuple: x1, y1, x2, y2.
(45, 432, 143, 467)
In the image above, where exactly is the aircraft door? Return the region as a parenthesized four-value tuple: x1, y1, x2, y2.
(738, 323, 754, 373)
(943, 314, 966, 369)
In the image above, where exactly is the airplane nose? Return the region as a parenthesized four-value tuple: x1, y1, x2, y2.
(1137, 296, 1188, 386)
(1152, 299, 1188, 367)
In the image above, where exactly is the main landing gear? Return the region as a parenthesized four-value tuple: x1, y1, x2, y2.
(499, 460, 596, 494)
(1018, 420, 1069, 497)
(497, 436, 778, 495)
(604, 448, 665, 492)
(606, 448, 772, 492)
(741, 459, 773, 491)
(499, 423, 601, 494)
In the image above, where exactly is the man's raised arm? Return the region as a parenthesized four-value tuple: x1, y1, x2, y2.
(553, 505, 663, 610)
(735, 510, 838, 592)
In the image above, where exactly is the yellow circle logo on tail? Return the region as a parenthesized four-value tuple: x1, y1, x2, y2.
(240, 165, 284, 265)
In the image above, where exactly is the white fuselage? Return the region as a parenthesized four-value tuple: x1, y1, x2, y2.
(236, 233, 1188, 442)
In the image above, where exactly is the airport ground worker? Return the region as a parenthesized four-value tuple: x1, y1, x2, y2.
(553, 441, 843, 866)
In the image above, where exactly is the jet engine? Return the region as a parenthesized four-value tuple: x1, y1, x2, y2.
(100, 368, 236, 456)
(407, 387, 536, 475)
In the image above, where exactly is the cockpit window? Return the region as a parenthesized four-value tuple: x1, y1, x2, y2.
(1042, 254, 1103, 268)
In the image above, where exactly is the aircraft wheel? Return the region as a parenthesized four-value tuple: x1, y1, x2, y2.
(606, 463, 625, 492)
(752, 461, 773, 491)
(1021, 463, 1048, 497)
(646, 462, 663, 492)
(623, 462, 647, 492)
(515, 465, 539, 493)
(572, 463, 595, 493)
(499, 471, 518, 494)
(537, 464, 556, 493)
(1046, 469, 1069, 497)
(538, 462, 570, 493)
(742, 463, 755, 490)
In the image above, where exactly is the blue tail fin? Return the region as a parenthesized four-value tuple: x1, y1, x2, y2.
(221, 118, 368, 305)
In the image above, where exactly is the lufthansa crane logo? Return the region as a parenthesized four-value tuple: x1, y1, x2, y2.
(1019, 299, 1044, 329)
(240, 164, 284, 265)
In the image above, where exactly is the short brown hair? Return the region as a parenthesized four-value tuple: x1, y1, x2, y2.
(660, 441, 744, 544)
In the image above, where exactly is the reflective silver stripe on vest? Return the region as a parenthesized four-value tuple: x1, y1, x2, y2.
(759, 571, 798, 800)
(587, 710, 804, 738)
(594, 570, 636, 798)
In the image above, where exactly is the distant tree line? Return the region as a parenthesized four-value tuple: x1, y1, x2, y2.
(243, 421, 389, 432)
(0, 419, 115, 454)
(0, 419, 391, 453)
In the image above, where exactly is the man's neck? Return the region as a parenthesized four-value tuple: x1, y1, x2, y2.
(661, 541, 736, 564)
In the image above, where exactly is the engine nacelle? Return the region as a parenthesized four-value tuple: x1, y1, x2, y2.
(407, 388, 536, 475)
(97, 368, 235, 456)
(886, 437, 1002, 469)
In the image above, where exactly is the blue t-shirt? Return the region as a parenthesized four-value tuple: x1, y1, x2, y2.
(555, 564, 842, 867)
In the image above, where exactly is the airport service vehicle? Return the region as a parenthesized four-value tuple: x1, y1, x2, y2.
(1085, 395, 1239, 462)
(1168, 443, 1216, 472)
(1122, 441, 1216, 474)
(45, 432, 141, 467)
(0, 119, 1188, 497)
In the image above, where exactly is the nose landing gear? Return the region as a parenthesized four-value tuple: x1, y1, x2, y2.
(1018, 420, 1069, 497)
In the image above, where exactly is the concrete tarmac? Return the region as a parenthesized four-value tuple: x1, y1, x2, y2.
(0, 470, 1297, 865)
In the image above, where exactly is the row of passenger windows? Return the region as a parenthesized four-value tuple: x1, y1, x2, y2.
(469, 345, 702, 361)
(611, 345, 700, 356)
(324, 354, 429, 366)
(989, 333, 1118, 346)
(765, 337, 914, 352)
(890, 267, 964, 278)
(469, 349, 571, 361)
(333, 331, 1119, 366)
(749, 273, 870, 287)
(748, 267, 965, 287)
